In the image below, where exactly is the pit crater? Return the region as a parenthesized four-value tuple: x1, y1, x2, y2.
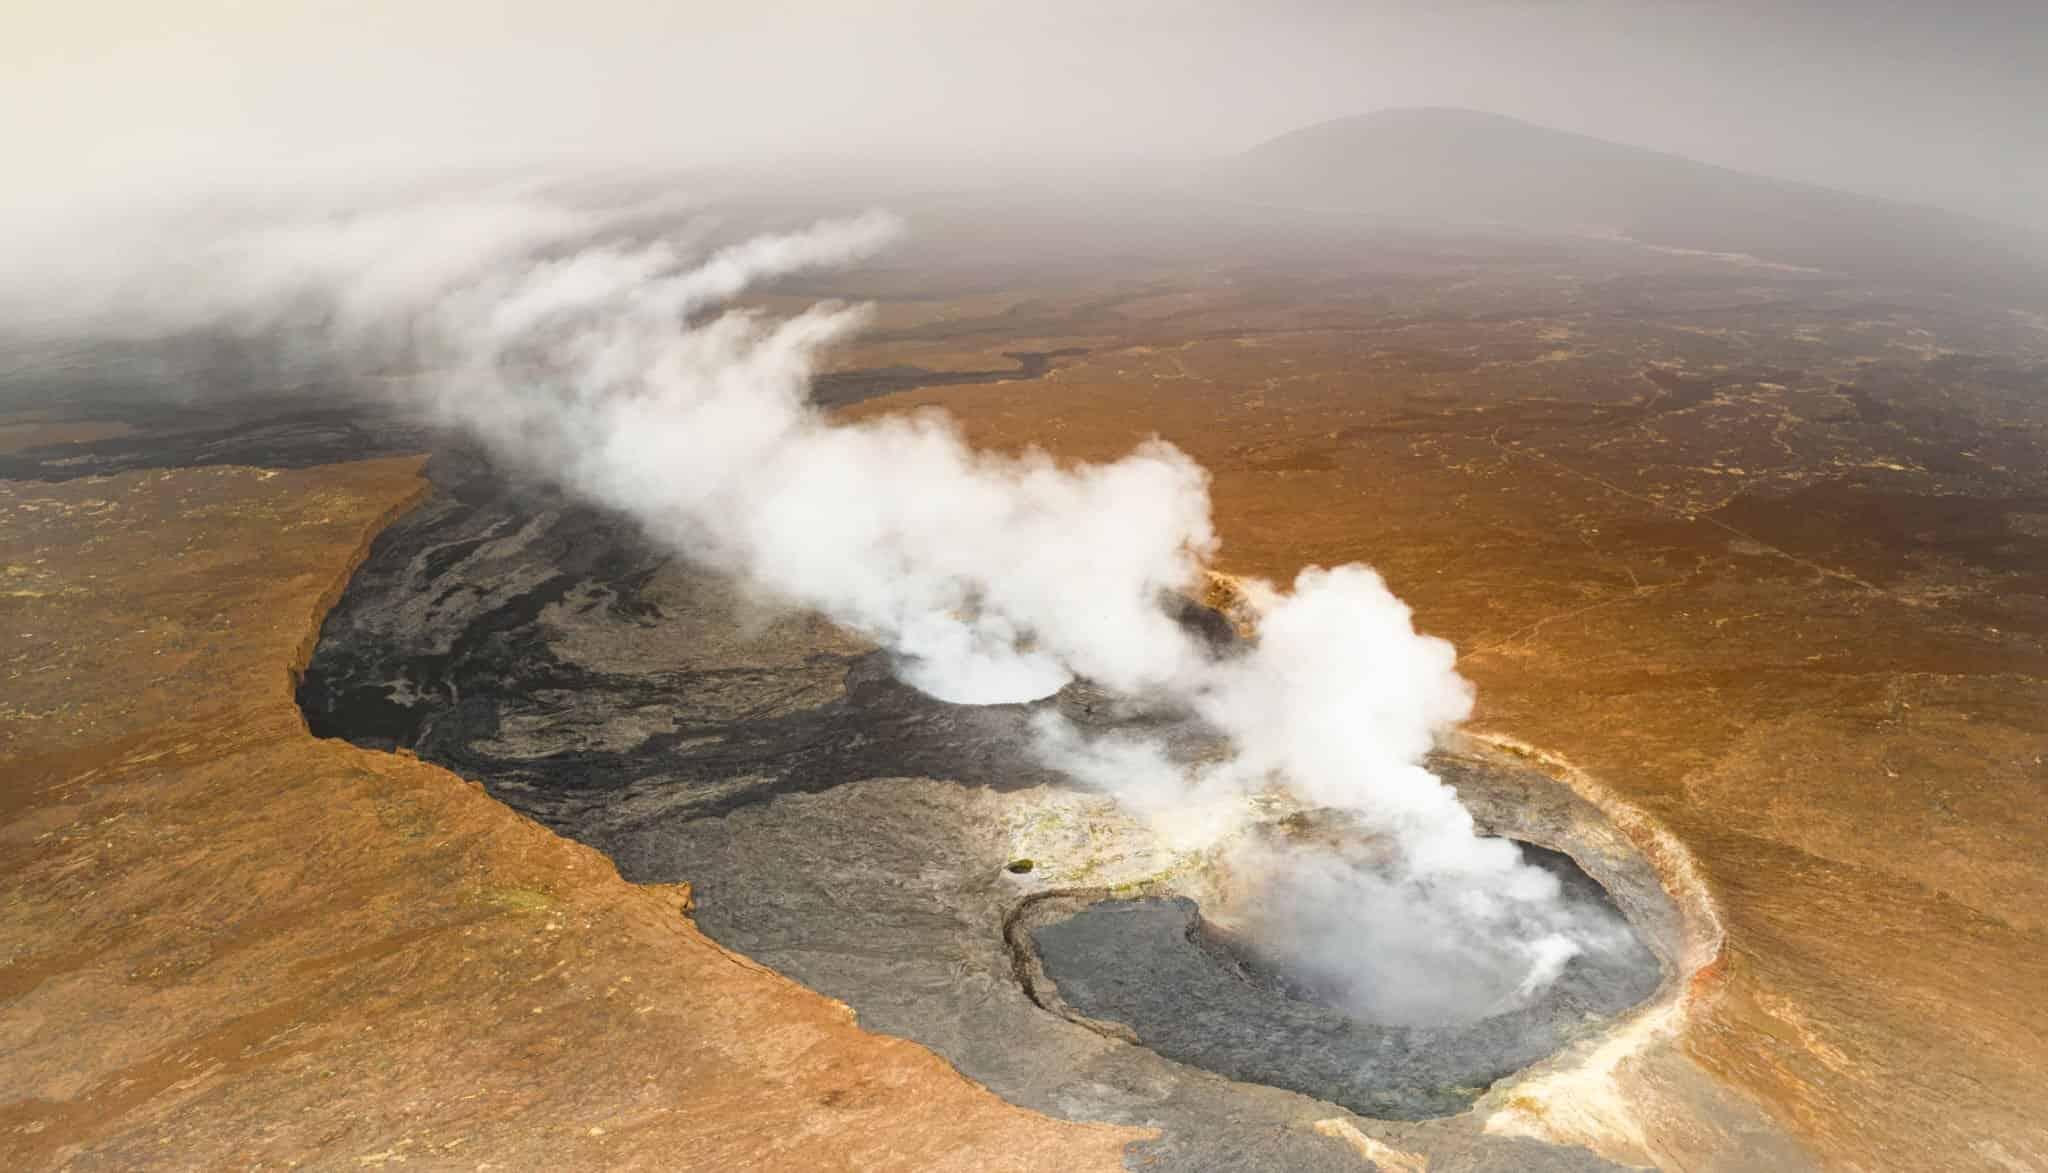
(1009, 835, 1663, 1121)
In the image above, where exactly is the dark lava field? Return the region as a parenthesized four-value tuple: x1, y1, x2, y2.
(288, 441, 1674, 1168)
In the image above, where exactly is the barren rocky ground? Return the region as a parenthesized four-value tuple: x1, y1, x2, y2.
(4, 214, 2045, 1170)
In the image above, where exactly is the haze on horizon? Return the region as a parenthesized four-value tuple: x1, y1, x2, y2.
(5, 0, 2046, 233)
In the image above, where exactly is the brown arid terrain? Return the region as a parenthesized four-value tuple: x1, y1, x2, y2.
(3, 217, 2046, 1171)
(0, 450, 1140, 1169)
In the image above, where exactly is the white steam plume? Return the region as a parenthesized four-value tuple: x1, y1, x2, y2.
(25, 190, 1631, 1025)
(418, 209, 1217, 705)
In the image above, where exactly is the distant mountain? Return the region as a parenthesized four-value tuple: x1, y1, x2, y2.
(1225, 108, 2048, 300)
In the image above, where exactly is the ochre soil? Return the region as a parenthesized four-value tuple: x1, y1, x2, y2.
(0, 456, 1141, 1170)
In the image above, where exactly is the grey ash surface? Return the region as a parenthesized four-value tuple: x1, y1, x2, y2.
(0, 404, 437, 482)
(294, 450, 1657, 1171)
(0, 352, 1081, 483)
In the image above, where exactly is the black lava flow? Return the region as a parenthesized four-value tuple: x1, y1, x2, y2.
(295, 445, 1071, 833)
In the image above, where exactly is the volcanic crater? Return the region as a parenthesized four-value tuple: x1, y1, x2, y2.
(292, 448, 1689, 1167)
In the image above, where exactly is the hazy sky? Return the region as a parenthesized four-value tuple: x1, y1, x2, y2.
(5, 0, 2045, 228)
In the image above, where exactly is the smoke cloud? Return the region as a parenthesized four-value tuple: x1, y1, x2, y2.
(28, 188, 1634, 1026)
